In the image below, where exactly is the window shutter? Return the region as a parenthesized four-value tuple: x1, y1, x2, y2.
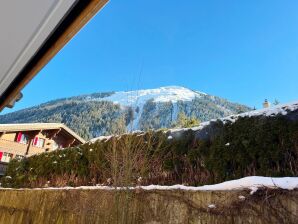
(34, 137, 38, 146)
(17, 132, 22, 142)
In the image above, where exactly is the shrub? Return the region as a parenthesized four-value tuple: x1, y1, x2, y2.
(2, 114, 298, 188)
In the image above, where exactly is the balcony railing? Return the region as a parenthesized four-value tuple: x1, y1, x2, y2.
(0, 138, 46, 157)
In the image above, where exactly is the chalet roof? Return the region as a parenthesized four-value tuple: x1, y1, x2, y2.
(0, 123, 85, 144)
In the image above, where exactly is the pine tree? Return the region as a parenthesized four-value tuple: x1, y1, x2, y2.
(172, 112, 200, 128)
(273, 99, 280, 105)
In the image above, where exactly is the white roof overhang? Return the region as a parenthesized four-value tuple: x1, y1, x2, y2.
(0, 0, 108, 111)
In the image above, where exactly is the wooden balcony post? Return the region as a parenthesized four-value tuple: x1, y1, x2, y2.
(66, 139, 76, 148)
(25, 138, 33, 156)
(46, 129, 61, 140)
(0, 132, 5, 139)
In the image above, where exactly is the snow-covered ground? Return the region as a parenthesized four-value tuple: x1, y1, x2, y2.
(2, 177, 297, 193)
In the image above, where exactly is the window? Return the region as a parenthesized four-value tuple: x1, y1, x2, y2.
(20, 134, 29, 144)
(37, 138, 45, 148)
(33, 137, 45, 148)
(16, 132, 29, 144)
(0, 152, 13, 163)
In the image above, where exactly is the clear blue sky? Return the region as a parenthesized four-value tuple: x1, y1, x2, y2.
(3, 0, 298, 114)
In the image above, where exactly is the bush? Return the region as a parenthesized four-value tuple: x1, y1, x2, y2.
(2, 114, 298, 188)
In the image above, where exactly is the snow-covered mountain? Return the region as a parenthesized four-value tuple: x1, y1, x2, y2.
(91, 86, 206, 106)
(84, 86, 206, 130)
(82, 86, 249, 131)
(0, 86, 251, 139)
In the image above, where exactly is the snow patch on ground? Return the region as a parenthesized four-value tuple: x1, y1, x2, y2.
(208, 204, 216, 209)
(2, 177, 297, 192)
(90, 135, 113, 143)
(191, 176, 298, 191)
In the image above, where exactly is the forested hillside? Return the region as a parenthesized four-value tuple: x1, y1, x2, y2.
(0, 86, 251, 140)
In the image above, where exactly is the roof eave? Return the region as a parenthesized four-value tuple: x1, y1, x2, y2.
(0, 0, 109, 111)
(0, 123, 86, 144)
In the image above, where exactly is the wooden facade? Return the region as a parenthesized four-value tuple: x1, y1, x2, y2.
(0, 123, 85, 175)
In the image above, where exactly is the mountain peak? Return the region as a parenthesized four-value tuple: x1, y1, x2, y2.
(88, 86, 206, 107)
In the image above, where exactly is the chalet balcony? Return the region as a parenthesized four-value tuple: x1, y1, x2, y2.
(0, 138, 46, 157)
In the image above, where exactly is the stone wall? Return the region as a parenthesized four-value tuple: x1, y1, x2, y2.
(0, 189, 297, 224)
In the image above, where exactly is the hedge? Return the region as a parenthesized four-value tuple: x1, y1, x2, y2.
(2, 114, 298, 188)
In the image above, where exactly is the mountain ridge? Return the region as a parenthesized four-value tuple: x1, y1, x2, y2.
(0, 86, 251, 139)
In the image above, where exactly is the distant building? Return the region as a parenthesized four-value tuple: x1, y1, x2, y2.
(263, 99, 270, 108)
(0, 123, 85, 175)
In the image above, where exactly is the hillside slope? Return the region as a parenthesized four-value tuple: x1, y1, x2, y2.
(0, 86, 251, 139)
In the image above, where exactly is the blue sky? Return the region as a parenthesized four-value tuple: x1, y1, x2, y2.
(3, 0, 298, 114)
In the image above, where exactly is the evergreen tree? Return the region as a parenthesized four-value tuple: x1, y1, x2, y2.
(273, 99, 280, 105)
(172, 112, 200, 128)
